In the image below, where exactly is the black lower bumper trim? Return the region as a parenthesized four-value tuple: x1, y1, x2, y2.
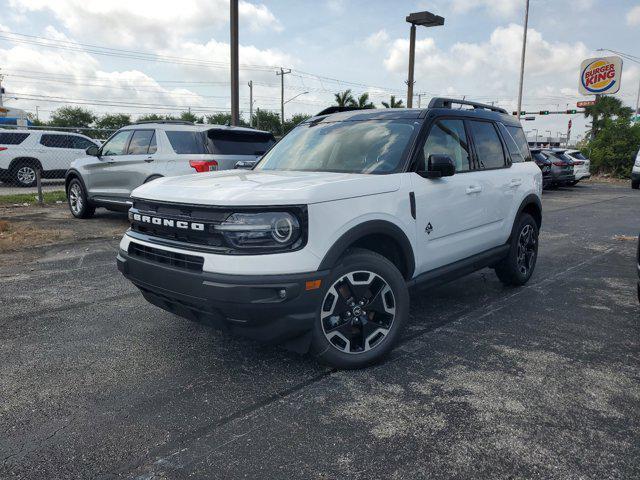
(117, 250, 329, 346)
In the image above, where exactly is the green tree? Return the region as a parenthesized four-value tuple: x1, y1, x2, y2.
(253, 109, 282, 135)
(205, 113, 233, 125)
(136, 113, 177, 122)
(381, 96, 404, 108)
(49, 106, 96, 128)
(180, 110, 203, 123)
(584, 96, 633, 137)
(350, 92, 375, 109)
(283, 113, 311, 133)
(95, 113, 131, 130)
(334, 89, 355, 107)
(587, 117, 640, 177)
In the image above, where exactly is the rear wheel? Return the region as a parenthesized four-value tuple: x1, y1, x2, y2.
(67, 178, 95, 219)
(311, 248, 409, 369)
(10, 160, 39, 187)
(495, 213, 539, 286)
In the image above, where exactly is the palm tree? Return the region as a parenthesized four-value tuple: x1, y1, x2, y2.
(334, 89, 355, 107)
(584, 96, 633, 137)
(350, 92, 375, 109)
(381, 95, 404, 108)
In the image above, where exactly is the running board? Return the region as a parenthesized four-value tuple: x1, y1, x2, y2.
(407, 244, 510, 289)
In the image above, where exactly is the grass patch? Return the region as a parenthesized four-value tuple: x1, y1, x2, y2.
(0, 190, 67, 205)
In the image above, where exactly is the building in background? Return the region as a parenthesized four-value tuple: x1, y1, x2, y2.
(0, 106, 31, 126)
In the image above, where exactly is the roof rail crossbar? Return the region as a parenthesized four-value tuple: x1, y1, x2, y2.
(132, 120, 195, 125)
(427, 97, 508, 114)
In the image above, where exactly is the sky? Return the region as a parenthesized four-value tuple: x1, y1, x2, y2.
(0, 0, 639, 141)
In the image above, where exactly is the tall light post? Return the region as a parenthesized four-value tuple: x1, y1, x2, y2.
(532, 128, 539, 146)
(516, 0, 530, 119)
(230, 0, 240, 126)
(405, 11, 444, 108)
(284, 91, 309, 106)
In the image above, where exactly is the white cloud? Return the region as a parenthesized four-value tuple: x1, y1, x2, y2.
(365, 29, 390, 50)
(627, 5, 640, 26)
(326, 0, 346, 14)
(449, 0, 524, 18)
(8, 0, 282, 49)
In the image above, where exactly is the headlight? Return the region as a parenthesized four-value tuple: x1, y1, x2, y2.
(215, 211, 302, 251)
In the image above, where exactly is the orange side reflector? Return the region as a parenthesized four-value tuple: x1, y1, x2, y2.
(305, 279, 322, 291)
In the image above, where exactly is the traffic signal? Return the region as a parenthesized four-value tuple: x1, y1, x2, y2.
(512, 111, 526, 116)
(566, 109, 577, 114)
(539, 110, 550, 115)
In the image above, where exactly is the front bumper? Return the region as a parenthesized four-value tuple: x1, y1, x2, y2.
(632, 171, 640, 182)
(552, 172, 575, 185)
(117, 248, 329, 348)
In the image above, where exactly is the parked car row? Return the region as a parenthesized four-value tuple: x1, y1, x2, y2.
(531, 148, 591, 189)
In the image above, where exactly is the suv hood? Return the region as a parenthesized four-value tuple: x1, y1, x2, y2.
(131, 170, 401, 206)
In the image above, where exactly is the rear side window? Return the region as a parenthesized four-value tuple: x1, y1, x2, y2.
(0, 132, 29, 145)
(127, 130, 155, 154)
(568, 151, 586, 160)
(533, 152, 548, 163)
(209, 130, 276, 155)
(166, 131, 209, 154)
(505, 126, 532, 162)
(468, 121, 506, 169)
(40, 134, 77, 148)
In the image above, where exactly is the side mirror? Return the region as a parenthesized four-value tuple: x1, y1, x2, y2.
(86, 145, 99, 157)
(418, 154, 456, 178)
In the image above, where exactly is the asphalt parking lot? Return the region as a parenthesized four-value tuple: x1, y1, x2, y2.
(1, 182, 639, 479)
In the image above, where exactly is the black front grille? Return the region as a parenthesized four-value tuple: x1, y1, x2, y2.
(128, 242, 204, 271)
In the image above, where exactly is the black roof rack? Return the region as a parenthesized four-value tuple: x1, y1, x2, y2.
(132, 120, 194, 126)
(314, 106, 365, 116)
(427, 97, 508, 114)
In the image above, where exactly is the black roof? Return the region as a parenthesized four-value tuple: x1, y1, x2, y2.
(309, 97, 519, 126)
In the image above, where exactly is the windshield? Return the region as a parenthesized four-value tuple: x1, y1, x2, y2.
(255, 119, 419, 174)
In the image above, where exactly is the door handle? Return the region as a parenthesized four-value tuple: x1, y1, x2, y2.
(508, 178, 523, 187)
(144, 157, 154, 163)
(465, 185, 482, 194)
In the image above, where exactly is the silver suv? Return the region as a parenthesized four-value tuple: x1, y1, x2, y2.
(65, 121, 276, 218)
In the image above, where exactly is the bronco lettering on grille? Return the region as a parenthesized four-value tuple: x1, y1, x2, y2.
(132, 213, 205, 231)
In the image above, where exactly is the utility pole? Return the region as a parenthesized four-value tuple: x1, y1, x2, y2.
(417, 93, 423, 108)
(516, 0, 530, 119)
(635, 79, 640, 116)
(406, 23, 416, 108)
(276, 67, 291, 131)
(230, 0, 240, 126)
(0, 71, 4, 107)
(35, 105, 39, 121)
(248, 81, 253, 127)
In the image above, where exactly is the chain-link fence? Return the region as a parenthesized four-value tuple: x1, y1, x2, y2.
(0, 125, 115, 187)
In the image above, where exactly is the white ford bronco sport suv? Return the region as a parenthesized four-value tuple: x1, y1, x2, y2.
(117, 98, 542, 369)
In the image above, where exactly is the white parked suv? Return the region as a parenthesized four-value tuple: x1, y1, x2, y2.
(0, 129, 98, 187)
(565, 149, 591, 184)
(116, 99, 543, 369)
(65, 121, 276, 217)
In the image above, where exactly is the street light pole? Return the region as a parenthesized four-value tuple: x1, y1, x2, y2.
(516, 0, 530, 119)
(284, 91, 309, 105)
(230, 0, 240, 126)
(405, 11, 444, 108)
(248, 81, 253, 127)
(276, 67, 291, 130)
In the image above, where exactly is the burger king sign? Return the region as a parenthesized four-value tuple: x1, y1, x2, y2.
(579, 56, 623, 95)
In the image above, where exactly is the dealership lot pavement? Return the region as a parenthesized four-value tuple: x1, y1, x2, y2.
(1, 182, 638, 479)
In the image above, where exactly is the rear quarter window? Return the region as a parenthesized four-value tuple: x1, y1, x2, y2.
(0, 132, 30, 145)
(504, 125, 532, 162)
(208, 130, 276, 155)
(166, 131, 210, 154)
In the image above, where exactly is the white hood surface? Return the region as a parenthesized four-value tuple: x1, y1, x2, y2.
(132, 170, 401, 206)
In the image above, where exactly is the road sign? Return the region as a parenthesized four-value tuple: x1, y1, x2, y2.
(524, 116, 536, 121)
(577, 100, 596, 108)
(579, 56, 623, 95)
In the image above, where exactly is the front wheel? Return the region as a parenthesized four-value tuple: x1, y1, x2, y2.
(67, 178, 95, 219)
(311, 248, 409, 369)
(11, 161, 38, 187)
(495, 213, 539, 286)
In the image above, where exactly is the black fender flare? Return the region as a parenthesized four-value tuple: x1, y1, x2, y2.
(318, 220, 415, 279)
(65, 169, 92, 203)
(144, 174, 163, 184)
(9, 157, 42, 172)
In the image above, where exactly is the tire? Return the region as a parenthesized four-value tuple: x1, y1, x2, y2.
(10, 160, 39, 187)
(67, 178, 95, 219)
(311, 248, 409, 369)
(632, 180, 640, 190)
(495, 213, 539, 286)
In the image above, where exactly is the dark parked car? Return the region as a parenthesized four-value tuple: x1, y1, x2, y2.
(531, 148, 552, 189)
(637, 234, 640, 303)
(542, 149, 575, 187)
